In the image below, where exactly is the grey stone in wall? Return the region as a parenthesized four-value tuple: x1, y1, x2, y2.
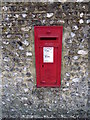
(1, 2, 89, 118)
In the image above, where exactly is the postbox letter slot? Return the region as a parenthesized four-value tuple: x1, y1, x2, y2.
(40, 37, 56, 40)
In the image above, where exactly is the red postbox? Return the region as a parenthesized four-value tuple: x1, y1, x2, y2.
(34, 26, 63, 87)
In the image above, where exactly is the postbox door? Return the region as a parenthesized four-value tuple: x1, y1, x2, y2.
(39, 46, 58, 85)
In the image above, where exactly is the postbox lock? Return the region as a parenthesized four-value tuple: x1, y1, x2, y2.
(34, 26, 63, 87)
(42, 65, 44, 67)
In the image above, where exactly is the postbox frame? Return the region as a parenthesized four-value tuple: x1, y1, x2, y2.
(34, 26, 63, 87)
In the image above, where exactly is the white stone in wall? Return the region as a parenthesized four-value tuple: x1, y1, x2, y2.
(80, 13, 84, 18)
(22, 14, 27, 18)
(72, 78, 80, 82)
(73, 56, 79, 60)
(22, 40, 29, 46)
(78, 50, 88, 55)
(24, 88, 28, 93)
(58, 0, 67, 2)
(86, 20, 90, 24)
(73, 25, 78, 30)
(48, 0, 54, 2)
(2, 102, 5, 105)
(47, 13, 53, 18)
(17, 78, 23, 82)
(26, 52, 32, 56)
(15, 14, 19, 18)
(63, 88, 69, 91)
(3, 6, 8, 11)
(76, 0, 84, 2)
(66, 83, 69, 86)
(79, 19, 84, 24)
(42, 20, 45, 24)
(21, 27, 31, 31)
(3, 41, 9, 45)
(19, 46, 24, 50)
(3, 57, 10, 62)
(7, 34, 11, 38)
(6, 98, 10, 102)
(5, 84, 8, 88)
(5, 17, 9, 21)
(50, 20, 54, 24)
(71, 32, 75, 38)
(15, 52, 19, 56)
(32, 14, 35, 18)
(21, 97, 28, 101)
(57, 20, 65, 23)
(66, 72, 70, 77)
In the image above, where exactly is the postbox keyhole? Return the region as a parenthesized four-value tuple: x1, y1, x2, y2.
(42, 65, 44, 67)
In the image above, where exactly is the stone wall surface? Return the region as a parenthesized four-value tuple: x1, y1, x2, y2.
(1, 0, 90, 3)
(1, 2, 90, 118)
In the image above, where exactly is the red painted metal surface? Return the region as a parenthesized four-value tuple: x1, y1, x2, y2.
(34, 26, 63, 87)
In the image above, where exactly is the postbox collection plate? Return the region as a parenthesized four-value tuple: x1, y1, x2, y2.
(43, 47, 54, 63)
(34, 26, 63, 87)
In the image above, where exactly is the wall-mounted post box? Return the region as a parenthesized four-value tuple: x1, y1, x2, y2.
(34, 26, 63, 87)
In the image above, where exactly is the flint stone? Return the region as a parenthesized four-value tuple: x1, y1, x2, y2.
(72, 78, 80, 82)
(66, 73, 70, 77)
(86, 20, 90, 24)
(24, 88, 28, 93)
(3, 6, 8, 11)
(3, 57, 10, 62)
(78, 50, 88, 55)
(71, 32, 75, 38)
(3, 41, 9, 45)
(80, 13, 84, 18)
(47, 13, 53, 18)
(79, 19, 84, 24)
(22, 40, 29, 46)
(15, 14, 19, 18)
(73, 56, 79, 60)
(19, 46, 24, 50)
(66, 83, 69, 86)
(22, 14, 27, 18)
(73, 25, 78, 30)
(21, 27, 31, 31)
(26, 52, 32, 57)
(21, 97, 28, 101)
